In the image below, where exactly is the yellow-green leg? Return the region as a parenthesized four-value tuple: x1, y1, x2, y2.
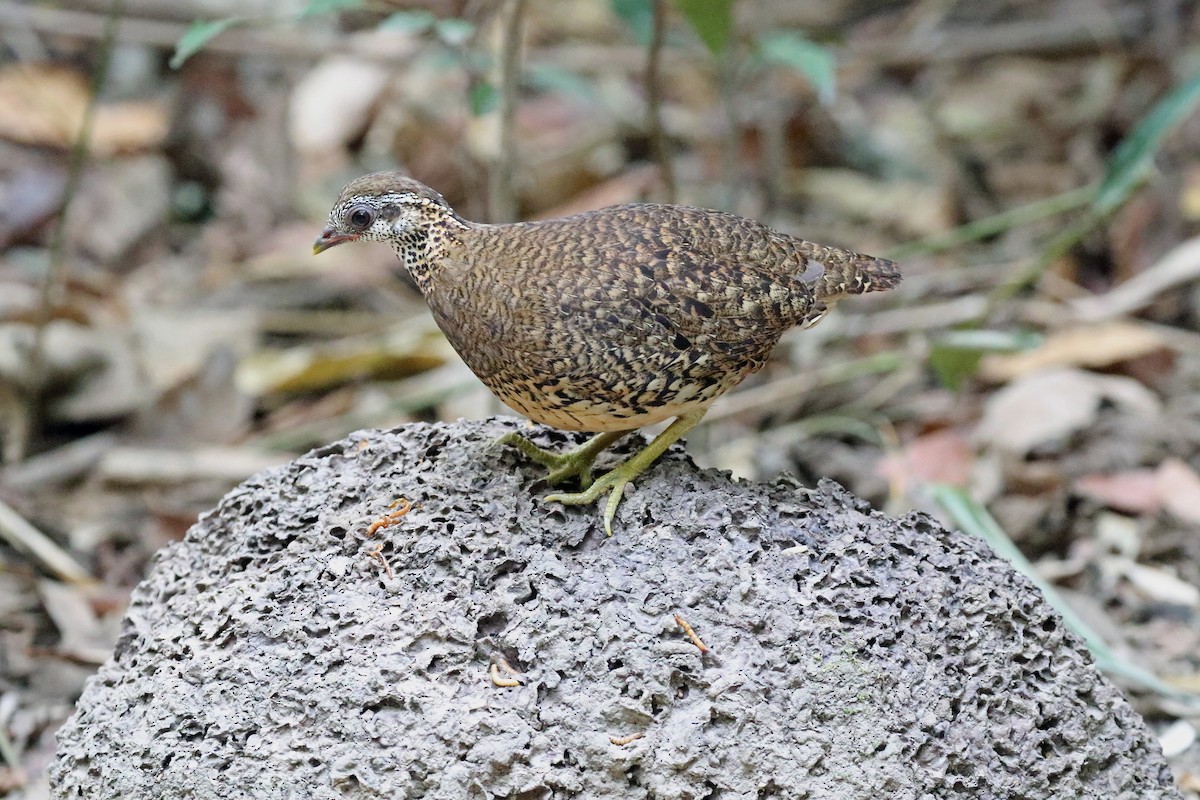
(496, 429, 629, 488)
(545, 409, 707, 536)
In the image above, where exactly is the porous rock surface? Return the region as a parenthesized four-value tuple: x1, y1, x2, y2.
(51, 418, 1179, 799)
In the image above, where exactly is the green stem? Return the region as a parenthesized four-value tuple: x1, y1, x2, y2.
(21, 0, 125, 461)
(885, 184, 1097, 261)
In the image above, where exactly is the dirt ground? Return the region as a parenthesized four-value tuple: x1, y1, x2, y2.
(1, 0, 1199, 796)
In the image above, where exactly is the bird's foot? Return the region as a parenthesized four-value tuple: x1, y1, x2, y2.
(543, 410, 708, 536)
(543, 461, 640, 537)
(494, 430, 626, 489)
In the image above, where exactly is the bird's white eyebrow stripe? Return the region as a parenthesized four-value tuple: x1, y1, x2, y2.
(376, 193, 423, 206)
(337, 190, 470, 230)
(343, 192, 421, 207)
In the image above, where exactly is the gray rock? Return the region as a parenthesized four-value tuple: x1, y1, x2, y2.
(50, 418, 1180, 799)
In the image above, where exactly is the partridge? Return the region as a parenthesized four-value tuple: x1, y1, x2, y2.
(315, 173, 900, 534)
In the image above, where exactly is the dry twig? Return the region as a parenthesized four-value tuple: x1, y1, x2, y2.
(0, 499, 92, 585)
(645, 0, 675, 202)
(489, 657, 523, 688)
(18, 0, 123, 462)
(487, 0, 526, 223)
(364, 540, 394, 579)
(674, 612, 708, 653)
(366, 498, 413, 537)
(609, 732, 645, 746)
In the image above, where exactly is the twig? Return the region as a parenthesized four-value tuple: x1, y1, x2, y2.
(18, 0, 123, 462)
(1071, 234, 1200, 322)
(0, 499, 92, 585)
(759, 70, 787, 222)
(366, 498, 413, 537)
(489, 657, 523, 690)
(0, 432, 118, 492)
(487, 0, 526, 223)
(716, 51, 740, 210)
(645, 0, 676, 202)
(364, 540, 394, 579)
(854, 5, 1144, 67)
(609, 732, 644, 746)
(673, 612, 708, 653)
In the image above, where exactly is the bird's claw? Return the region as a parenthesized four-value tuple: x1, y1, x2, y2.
(544, 468, 632, 537)
(495, 431, 612, 489)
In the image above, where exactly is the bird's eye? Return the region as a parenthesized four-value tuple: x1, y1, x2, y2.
(347, 206, 375, 229)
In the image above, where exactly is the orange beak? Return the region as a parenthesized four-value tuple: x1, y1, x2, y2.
(313, 227, 358, 255)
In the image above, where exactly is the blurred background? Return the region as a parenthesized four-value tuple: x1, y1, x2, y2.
(1, 0, 1199, 795)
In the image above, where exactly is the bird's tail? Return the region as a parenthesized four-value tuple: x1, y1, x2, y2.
(800, 243, 901, 301)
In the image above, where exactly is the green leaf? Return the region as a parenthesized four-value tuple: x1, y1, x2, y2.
(1094, 66, 1200, 214)
(171, 18, 244, 69)
(673, 0, 735, 56)
(469, 80, 499, 116)
(378, 10, 436, 33)
(928, 329, 1042, 390)
(928, 346, 983, 391)
(300, 0, 364, 18)
(758, 31, 836, 105)
(434, 17, 476, 46)
(610, 0, 655, 45)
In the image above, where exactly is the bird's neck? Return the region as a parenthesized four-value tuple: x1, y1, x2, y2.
(391, 211, 472, 292)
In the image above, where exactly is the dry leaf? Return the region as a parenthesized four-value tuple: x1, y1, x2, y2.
(36, 579, 123, 664)
(979, 322, 1167, 382)
(290, 57, 392, 153)
(1074, 470, 1161, 514)
(1158, 719, 1197, 758)
(1157, 457, 1200, 525)
(1073, 458, 1200, 524)
(975, 368, 1160, 457)
(1120, 560, 1200, 608)
(535, 165, 660, 219)
(1179, 770, 1200, 791)
(236, 327, 453, 396)
(876, 428, 973, 487)
(0, 64, 167, 155)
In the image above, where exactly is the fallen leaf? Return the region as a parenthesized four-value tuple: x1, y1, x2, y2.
(289, 57, 392, 153)
(1074, 470, 1161, 515)
(975, 368, 1160, 457)
(236, 327, 453, 396)
(876, 428, 973, 487)
(37, 579, 123, 664)
(1073, 458, 1200, 524)
(534, 165, 660, 219)
(1158, 719, 1197, 758)
(1119, 560, 1200, 607)
(0, 63, 167, 155)
(1158, 457, 1200, 525)
(979, 322, 1167, 382)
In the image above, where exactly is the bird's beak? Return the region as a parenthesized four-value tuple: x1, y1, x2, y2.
(313, 227, 357, 255)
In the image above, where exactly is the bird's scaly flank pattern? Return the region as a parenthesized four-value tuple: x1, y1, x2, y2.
(315, 172, 900, 533)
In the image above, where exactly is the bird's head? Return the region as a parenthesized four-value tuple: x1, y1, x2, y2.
(312, 172, 460, 256)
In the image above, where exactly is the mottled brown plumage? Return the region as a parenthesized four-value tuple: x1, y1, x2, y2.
(315, 172, 900, 533)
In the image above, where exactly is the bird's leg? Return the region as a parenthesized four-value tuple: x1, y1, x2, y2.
(544, 409, 706, 536)
(496, 429, 629, 489)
